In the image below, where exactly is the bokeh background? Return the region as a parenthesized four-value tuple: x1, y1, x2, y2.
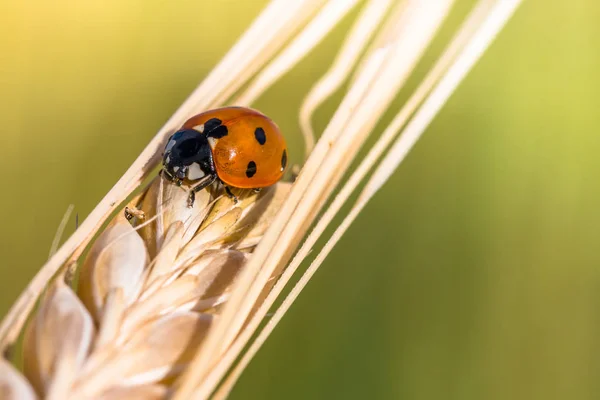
(2, 1, 600, 399)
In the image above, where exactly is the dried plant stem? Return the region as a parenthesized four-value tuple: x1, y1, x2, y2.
(0, 0, 327, 354)
(234, 0, 362, 107)
(211, 1, 504, 396)
(299, 0, 394, 157)
(48, 205, 75, 259)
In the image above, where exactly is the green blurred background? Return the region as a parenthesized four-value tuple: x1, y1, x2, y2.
(2, 1, 600, 399)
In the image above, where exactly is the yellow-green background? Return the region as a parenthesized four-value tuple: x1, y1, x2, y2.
(1, 1, 599, 399)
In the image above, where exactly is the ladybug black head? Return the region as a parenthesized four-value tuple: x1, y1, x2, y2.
(162, 129, 215, 183)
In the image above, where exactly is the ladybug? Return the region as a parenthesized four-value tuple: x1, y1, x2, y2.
(162, 106, 288, 205)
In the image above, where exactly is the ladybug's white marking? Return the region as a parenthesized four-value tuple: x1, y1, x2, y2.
(208, 137, 217, 149)
(187, 162, 205, 180)
(173, 166, 180, 173)
(193, 124, 205, 133)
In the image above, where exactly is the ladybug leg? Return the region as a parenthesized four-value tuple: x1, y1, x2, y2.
(161, 168, 185, 186)
(252, 188, 261, 194)
(224, 186, 239, 204)
(188, 174, 217, 208)
(160, 168, 182, 186)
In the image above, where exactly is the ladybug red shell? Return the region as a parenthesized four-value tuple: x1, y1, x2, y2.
(162, 106, 288, 204)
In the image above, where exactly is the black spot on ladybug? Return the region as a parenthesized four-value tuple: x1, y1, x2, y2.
(281, 149, 287, 171)
(246, 161, 257, 178)
(203, 118, 228, 139)
(204, 118, 222, 132)
(209, 125, 228, 139)
(254, 127, 266, 145)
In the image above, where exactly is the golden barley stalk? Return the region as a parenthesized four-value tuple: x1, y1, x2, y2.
(0, 0, 521, 399)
